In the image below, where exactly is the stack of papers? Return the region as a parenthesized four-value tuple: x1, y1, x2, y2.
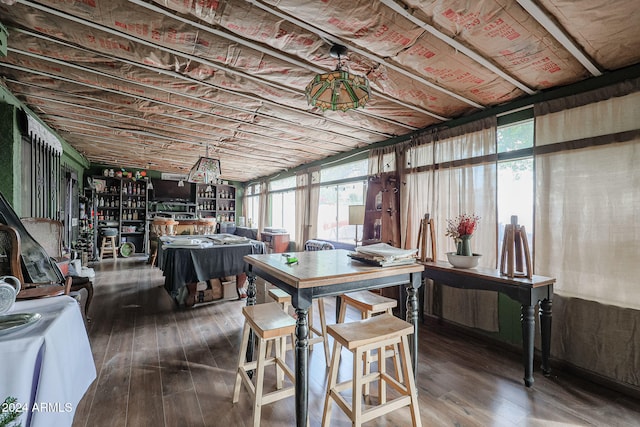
(162, 238, 214, 249)
(208, 234, 250, 245)
(349, 243, 418, 267)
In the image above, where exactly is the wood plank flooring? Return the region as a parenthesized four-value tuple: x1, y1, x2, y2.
(72, 257, 640, 427)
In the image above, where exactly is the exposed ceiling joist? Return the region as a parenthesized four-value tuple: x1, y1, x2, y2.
(516, 0, 602, 76)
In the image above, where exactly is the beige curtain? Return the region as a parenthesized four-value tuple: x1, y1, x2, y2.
(293, 167, 322, 251)
(533, 80, 640, 387)
(401, 134, 436, 251)
(432, 117, 498, 331)
(308, 167, 321, 241)
(294, 172, 308, 251)
(535, 89, 640, 309)
(368, 144, 398, 175)
(258, 180, 269, 236)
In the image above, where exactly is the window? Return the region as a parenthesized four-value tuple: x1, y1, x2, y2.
(317, 159, 368, 244)
(497, 119, 534, 261)
(245, 183, 260, 229)
(320, 158, 368, 182)
(269, 177, 296, 240)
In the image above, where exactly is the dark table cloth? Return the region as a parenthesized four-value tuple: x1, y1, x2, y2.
(158, 236, 265, 298)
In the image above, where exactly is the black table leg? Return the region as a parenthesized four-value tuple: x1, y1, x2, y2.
(521, 304, 535, 387)
(405, 272, 421, 378)
(294, 306, 309, 427)
(405, 284, 419, 378)
(540, 298, 552, 376)
(246, 274, 257, 366)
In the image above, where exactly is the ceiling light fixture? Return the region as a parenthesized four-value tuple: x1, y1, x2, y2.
(305, 44, 370, 112)
(187, 144, 222, 185)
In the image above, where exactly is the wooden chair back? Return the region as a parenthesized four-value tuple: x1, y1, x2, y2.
(0, 224, 25, 283)
(0, 224, 70, 299)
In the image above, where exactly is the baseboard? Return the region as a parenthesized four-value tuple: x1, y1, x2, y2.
(422, 314, 640, 400)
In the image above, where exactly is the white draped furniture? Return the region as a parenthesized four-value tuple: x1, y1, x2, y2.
(0, 296, 96, 427)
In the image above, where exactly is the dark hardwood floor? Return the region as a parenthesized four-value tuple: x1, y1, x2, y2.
(72, 257, 640, 427)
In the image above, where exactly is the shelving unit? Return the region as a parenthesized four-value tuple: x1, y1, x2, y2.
(195, 183, 236, 222)
(78, 188, 97, 262)
(149, 201, 197, 220)
(93, 176, 149, 256)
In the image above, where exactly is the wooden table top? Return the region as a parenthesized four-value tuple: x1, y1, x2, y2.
(421, 260, 555, 288)
(244, 249, 424, 289)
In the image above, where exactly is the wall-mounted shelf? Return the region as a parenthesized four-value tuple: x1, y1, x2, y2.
(195, 183, 236, 222)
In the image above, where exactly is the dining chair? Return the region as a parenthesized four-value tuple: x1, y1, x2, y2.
(21, 217, 94, 318)
(0, 224, 71, 299)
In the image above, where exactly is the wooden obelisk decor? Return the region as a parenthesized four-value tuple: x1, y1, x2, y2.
(500, 215, 532, 279)
(417, 213, 437, 262)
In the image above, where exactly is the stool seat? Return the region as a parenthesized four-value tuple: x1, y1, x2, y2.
(339, 291, 397, 319)
(242, 302, 296, 339)
(268, 288, 291, 305)
(233, 302, 296, 427)
(329, 314, 413, 350)
(322, 314, 421, 427)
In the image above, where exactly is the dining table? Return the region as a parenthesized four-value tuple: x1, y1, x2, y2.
(0, 295, 96, 427)
(244, 249, 424, 427)
(157, 234, 265, 305)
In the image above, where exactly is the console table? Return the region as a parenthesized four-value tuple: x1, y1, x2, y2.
(421, 261, 555, 387)
(244, 249, 424, 427)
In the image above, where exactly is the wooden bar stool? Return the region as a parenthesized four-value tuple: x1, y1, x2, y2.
(322, 314, 421, 427)
(266, 288, 294, 355)
(99, 235, 118, 261)
(269, 287, 331, 367)
(338, 291, 403, 394)
(233, 302, 296, 427)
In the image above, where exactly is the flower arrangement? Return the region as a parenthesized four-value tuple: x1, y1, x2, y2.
(446, 213, 480, 239)
(446, 214, 480, 256)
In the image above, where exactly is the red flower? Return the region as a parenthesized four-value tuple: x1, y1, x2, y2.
(446, 214, 480, 239)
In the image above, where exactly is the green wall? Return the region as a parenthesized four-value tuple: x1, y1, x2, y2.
(1, 86, 90, 216)
(0, 103, 21, 211)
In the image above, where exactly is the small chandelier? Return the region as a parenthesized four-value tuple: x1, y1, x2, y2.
(305, 44, 370, 112)
(187, 145, 221, 184)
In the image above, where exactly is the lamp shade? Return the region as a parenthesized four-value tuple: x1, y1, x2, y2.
(187, 157, 221, 184)
(348, 205, 365, 225)
(306, 70, 370, 111)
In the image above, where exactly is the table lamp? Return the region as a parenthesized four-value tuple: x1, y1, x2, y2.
(348, 205, 365, 246)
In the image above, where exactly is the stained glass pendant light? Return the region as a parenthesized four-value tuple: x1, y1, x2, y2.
(305, 44, 370, 111)
(187, 145, 221, 184)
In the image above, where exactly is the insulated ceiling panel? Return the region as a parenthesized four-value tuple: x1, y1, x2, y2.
(1, 0, 638, 181)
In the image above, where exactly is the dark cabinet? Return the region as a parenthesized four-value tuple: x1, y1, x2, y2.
(362, 172, 402, 314)
(362, 173, 400, 247)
